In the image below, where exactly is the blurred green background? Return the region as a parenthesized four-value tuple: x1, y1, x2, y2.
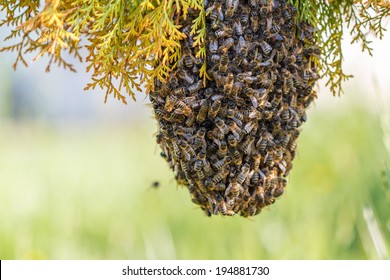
(0, 29, 389, 260)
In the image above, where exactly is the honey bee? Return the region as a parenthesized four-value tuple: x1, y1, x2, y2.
(154, 108, 169, 120)
(187, 80, 202, 95)
(226, 0, 239, 17)
(179, 140, 196, 159)
(164, 95, 177, 112)
(259, 40, 273, 56)
(211, 182, 226, 191)
(215, 117, 230, 135)
(242, 135, 256, 155)
(208, 99, 221, 119)
(209, 39, 218, 54)
(251, 16, 260, 32)
(211, 54, 220, 63)
(177, 70, 194, 84)
(213, 156, 231, 170)
(219, 37, 235, 52)
(226, 109, 242, 127)
(219, 200, 235, 216)
(257, 138, 268, 154)
(193, 127, 207, 150)
(237, 36, 249, 57)
(225, 178, 243, 198)
(231, 148, 242, 165)
(174, 100, 192, 117)
(212, 167, 229, 184)
(233, 20, 243, 36)
(241, 6, 250, 25)
(185, 113, 196, 127)
(217, 141, 228, 158)
(270, 24, 281, 34)
(215, 26, 232, 39)
(226, 119, 245, 140)
(237, 163, 250, 185)
(218, 51, 229, 72)
(244, 121, 258, 134)
(196, 99, 209, 122)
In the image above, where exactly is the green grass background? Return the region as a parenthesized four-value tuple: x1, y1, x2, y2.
(0, 89, 389, 259)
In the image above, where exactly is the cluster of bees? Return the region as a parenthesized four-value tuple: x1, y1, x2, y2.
(150, 0, 319, 217)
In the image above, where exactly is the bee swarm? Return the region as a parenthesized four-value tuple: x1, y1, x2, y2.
(150, 0, 319, 217)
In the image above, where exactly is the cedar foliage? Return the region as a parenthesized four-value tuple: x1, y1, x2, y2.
(1, 0, 389, 102)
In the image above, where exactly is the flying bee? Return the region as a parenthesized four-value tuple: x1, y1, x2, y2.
(208, 99, 221, 119)
(217, 141, 228, 158)
(196, 99, 209, 123)
(177, 69, 194, 84)
(219, 37, 235, 52)
(218, 51, 229, 72)
(209, 39, 218, 53)
(215, 117, 230, 135)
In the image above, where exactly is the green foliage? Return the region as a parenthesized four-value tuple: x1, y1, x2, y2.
(0, 0, 389, 101)
(288, 0, 390, 95)
(0, 0, 206, 103)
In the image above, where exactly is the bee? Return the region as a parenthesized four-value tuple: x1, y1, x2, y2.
(180, 160, 191, 179)
(226, 119, 245, 140)
(193, 127, 207, 150)
(174, 100, 192, 117)
(177, 70, 194, 84)
(194, 159, 204, 176)
(237, 163, 250, 185)
(217, 141, 228, 158)
(185, 113, 196, 127)
(241, 6, 250, 25)
(209, 39, 218, 54)
(231, 148, 242, 165)
(251, 15, 260, 32)
(219, 200, 235, 216)
(211, 182, 226, 191)
(250, 0, 258, 8)
(218, 51, 229, 72)
(233, 20, 243, 36)
(265, 152, 274, 167)
(164, 95, 178, 112)
(244, 121, 258, 134)
(256, 138, 268, 154)
(215, 117, 230, 135)
(223, 72, 235, 94)
(252, 151, 262, 171)
(196, 99, 209, 123)
(259, 40, 273, 56)
(242, 135, 256, 155)
(187, 80, 203, 94)
(179, 140, 196, 159)
(237, 36, 249, 57)
(227, 134, 238, 147)
(215, 28, 231, 39)
(226, 109, 242, 127)
(281, 106, 291, 121)
(213, 156, 231, 170)
(270, 24, 281, 34)
(211, 54, 220, 63)
(225, 178, 243, 198)
(212, 167, 229, 184)
(219, 37, 235, 52)
(208, 99, 221, 119)
(154, 108, 169, 120)
(226, 0, 239, 17)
